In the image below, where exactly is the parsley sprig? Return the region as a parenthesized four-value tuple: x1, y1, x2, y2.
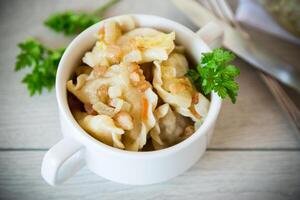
(15, 39, 65, 96)
(16, 0, 120, 96)
(44, 0, 120, 35)
(186, 48, 240, 103)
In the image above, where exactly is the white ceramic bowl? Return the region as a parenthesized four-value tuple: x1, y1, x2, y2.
(41, 14, 222, 186)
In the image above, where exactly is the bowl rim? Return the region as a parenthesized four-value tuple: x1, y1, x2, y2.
(56, 14, 222, 158)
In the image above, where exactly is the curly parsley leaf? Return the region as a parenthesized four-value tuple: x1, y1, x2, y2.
(15, 39, 65, 96)
(44, 12, 99, 35)
(186, 48, 240, 103)
(44, 0, 120, 35)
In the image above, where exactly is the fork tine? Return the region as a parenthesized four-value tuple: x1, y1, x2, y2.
(217, 1, 236, 22)
(211, 0, 236, 26)
(210, 0, 226, 19)
(199, 0, 249, 38)
(214, 0, 250, 38)
(200, 0, 232, 26)
(200, 0, 214, 12)
(205, 0, 223, 19)
(217, 0, 240, 27)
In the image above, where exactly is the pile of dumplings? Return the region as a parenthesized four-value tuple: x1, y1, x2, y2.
(67, 16, 210, 151)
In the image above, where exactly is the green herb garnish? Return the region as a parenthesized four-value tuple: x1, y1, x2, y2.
(44, 0, 120, 35)
(15, 39, 65, 96)
(186, 48, 240, 103)
(16, 0, 119, 96)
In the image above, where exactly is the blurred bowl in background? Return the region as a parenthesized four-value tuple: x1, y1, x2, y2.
(257, 0, 300, 38)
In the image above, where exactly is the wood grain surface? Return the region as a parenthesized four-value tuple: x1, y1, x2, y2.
(0, 0, 299, 199)
(1, 151, 300, 200)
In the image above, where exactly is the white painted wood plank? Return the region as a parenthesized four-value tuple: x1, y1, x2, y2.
(0, 0, 299, 149)
(0, 151, 299, 200)
(210, 60, 300, 149)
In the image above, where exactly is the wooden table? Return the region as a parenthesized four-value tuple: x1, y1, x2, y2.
(0, 0, 299, 199)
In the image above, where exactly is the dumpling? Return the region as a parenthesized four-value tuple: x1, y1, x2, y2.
(120, 64, 158, 151)
(175, 92, 210, 122)
(83, 16, 136, 68)
(74, 111, 125, 149)
(117, 28, 175, 63)
(97, 16, 136, 43)
(68, 62, 158, 151)
(153, 53, 192, 108)
(150, 104, 194, 150)
(67, 63, 132, 105)
(67, 73, 104, 105)
(173, 45, 185, 54)
(75, 65, 93, 76)
(162, 52, 189, 77)
(82, 41, 123, 68)
(153, 53, 210, 122)
(107, 63, 158, 151)
(115, 15, 136, 32)
(102, 20, 122, 44)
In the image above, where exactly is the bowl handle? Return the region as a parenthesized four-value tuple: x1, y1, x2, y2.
(196, 21, 224, 49)
(41, 138, 85, 186)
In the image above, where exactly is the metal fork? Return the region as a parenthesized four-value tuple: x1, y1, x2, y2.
(200, 0, 300, 131)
